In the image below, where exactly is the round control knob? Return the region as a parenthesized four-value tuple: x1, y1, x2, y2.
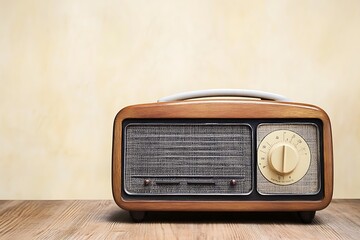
(269, 143, 299, 174)
(258, 130, 311, 185)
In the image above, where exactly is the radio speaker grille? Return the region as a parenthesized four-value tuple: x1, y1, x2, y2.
(123, 123, 252, 195)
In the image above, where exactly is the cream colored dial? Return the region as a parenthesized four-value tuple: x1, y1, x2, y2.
(258, 130, 311, 185)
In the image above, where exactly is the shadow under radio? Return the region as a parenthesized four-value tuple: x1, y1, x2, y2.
(107, 210, 323, 224)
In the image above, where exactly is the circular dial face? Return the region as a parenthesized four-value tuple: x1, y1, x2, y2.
(258, 130, 311, 185)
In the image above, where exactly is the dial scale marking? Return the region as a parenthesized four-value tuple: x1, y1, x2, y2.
(258, 130, 311, 185)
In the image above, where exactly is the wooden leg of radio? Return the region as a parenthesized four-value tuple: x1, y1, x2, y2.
(129, 211, 147, 222)
(298, 211, 316, 223)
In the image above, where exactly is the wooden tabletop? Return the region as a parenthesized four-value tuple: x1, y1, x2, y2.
(0, 199, 359, 239)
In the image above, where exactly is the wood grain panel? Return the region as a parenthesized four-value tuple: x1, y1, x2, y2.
(0, 200, 359, 239)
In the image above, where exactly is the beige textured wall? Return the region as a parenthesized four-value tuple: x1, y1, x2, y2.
(0, 1, 359, 199)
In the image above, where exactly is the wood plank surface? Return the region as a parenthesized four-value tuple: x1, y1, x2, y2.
(0, 200, 359, 239)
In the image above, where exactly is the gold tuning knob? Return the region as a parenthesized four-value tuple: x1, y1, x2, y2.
(269, 143, 299, 174)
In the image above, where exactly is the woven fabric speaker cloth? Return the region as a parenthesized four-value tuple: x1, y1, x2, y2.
(123, 123, 252, 195)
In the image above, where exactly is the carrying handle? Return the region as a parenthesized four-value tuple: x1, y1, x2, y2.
(158, 89, 291, 102)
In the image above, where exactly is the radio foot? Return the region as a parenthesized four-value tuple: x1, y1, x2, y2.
(298, 211, 316, 223)
(129, 211, 146, 222)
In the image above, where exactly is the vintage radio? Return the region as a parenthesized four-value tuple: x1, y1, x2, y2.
(112, 89, 333, 223)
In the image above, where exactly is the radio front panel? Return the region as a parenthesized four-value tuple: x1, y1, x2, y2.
(121, 119, 323, 200)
